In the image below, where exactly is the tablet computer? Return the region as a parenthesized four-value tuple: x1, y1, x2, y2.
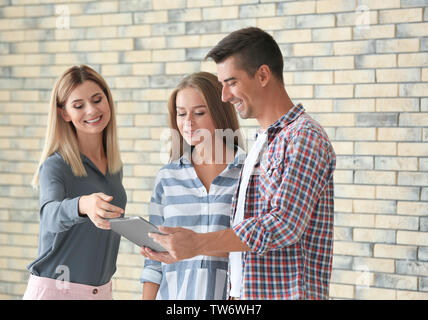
(108, 216, 167, 252)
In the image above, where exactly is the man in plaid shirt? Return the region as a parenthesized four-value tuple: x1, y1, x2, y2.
(143, 27, 336, 300)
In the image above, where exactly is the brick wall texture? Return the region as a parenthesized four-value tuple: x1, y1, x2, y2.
(0, 0, 427, 300)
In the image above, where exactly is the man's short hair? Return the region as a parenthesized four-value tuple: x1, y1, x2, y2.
(205, 27, 284, 84)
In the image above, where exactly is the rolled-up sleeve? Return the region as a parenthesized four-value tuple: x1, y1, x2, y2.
(233, 128, 334, 255)
(140, 175, 165, 284)
(38, 157, 87, 234)
(140, 259, 162, 284)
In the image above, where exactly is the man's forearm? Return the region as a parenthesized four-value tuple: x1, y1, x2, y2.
(147, 226, 252, 262)
(196, 228, 251, 255)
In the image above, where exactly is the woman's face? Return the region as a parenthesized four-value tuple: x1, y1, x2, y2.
(60, 80, 111, 140)
(175, 86, 217, 147)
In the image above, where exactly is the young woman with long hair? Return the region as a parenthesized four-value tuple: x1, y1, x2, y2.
(140, 72, 245, 300)
(24, 65, 127, 300)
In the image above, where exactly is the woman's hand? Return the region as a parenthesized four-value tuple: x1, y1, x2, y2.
(78, 193, 124, 229)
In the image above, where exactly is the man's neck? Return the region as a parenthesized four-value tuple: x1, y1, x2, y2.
(256, 86, 294, 129)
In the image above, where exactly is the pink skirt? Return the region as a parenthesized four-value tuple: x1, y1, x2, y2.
(23, 274, 113, 300)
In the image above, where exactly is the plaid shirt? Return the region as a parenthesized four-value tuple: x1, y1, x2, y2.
(231, 104, 336, 299)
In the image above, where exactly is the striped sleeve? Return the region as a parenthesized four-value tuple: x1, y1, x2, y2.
(140, 174, 165, 284)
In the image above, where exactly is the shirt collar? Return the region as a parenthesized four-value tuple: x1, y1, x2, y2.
(254, 103, 305, 140)
(80, 153, 108, 177)
(231, 145, 246, 168)
(179, 150, 192, 165)
(269, 103, 304, 130)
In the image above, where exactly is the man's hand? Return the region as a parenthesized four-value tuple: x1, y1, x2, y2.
(142, 226, 200, 262)
(140, 246, 178, 264)
(140, 227, 251, 263)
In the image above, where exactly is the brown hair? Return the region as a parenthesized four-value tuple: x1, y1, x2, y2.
(32, 65, 122, 187)
(167, 72, 244, 161)
(205, 27, 284, 84)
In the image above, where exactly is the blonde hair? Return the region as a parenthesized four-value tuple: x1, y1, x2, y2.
(32, 65, 122, 188)
(167, 72, 244, 161)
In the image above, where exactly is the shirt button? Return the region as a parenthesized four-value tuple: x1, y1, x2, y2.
(92, 288, 98, 294)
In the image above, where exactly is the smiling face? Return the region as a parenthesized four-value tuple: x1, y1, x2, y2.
(60, 80, 111, 141)
(217, 55, 261, 120)
(175, 86, 217, 147)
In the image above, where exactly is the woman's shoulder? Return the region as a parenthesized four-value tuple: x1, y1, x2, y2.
(43, 152, 66, 165)
(159, 158, 190, 172)
(40, 152, 70, 174)
(152, 158, 193, 183)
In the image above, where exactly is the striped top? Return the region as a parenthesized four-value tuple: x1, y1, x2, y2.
(140, 147, 245, 300)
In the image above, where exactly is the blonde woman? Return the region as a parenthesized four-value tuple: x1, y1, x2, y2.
(140, 72, 245, 300)
(23, 65, 127, 300)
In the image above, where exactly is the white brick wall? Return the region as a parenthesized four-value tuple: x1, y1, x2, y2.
(0, 0, 427, 300)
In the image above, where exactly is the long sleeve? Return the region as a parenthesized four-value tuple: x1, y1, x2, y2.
(140, 175, 165, 284)
(38, 156, 87, 234)
(233, 127, 335, 255)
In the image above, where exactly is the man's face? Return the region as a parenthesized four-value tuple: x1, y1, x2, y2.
(217, 55, 260, 120)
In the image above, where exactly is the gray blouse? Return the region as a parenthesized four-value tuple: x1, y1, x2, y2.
(27, 152, 127, 286)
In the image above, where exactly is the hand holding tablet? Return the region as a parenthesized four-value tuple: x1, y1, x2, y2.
(108, 216, 167, 252)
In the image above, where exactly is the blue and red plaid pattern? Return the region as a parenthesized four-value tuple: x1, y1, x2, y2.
(231, 104, 336, 299)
